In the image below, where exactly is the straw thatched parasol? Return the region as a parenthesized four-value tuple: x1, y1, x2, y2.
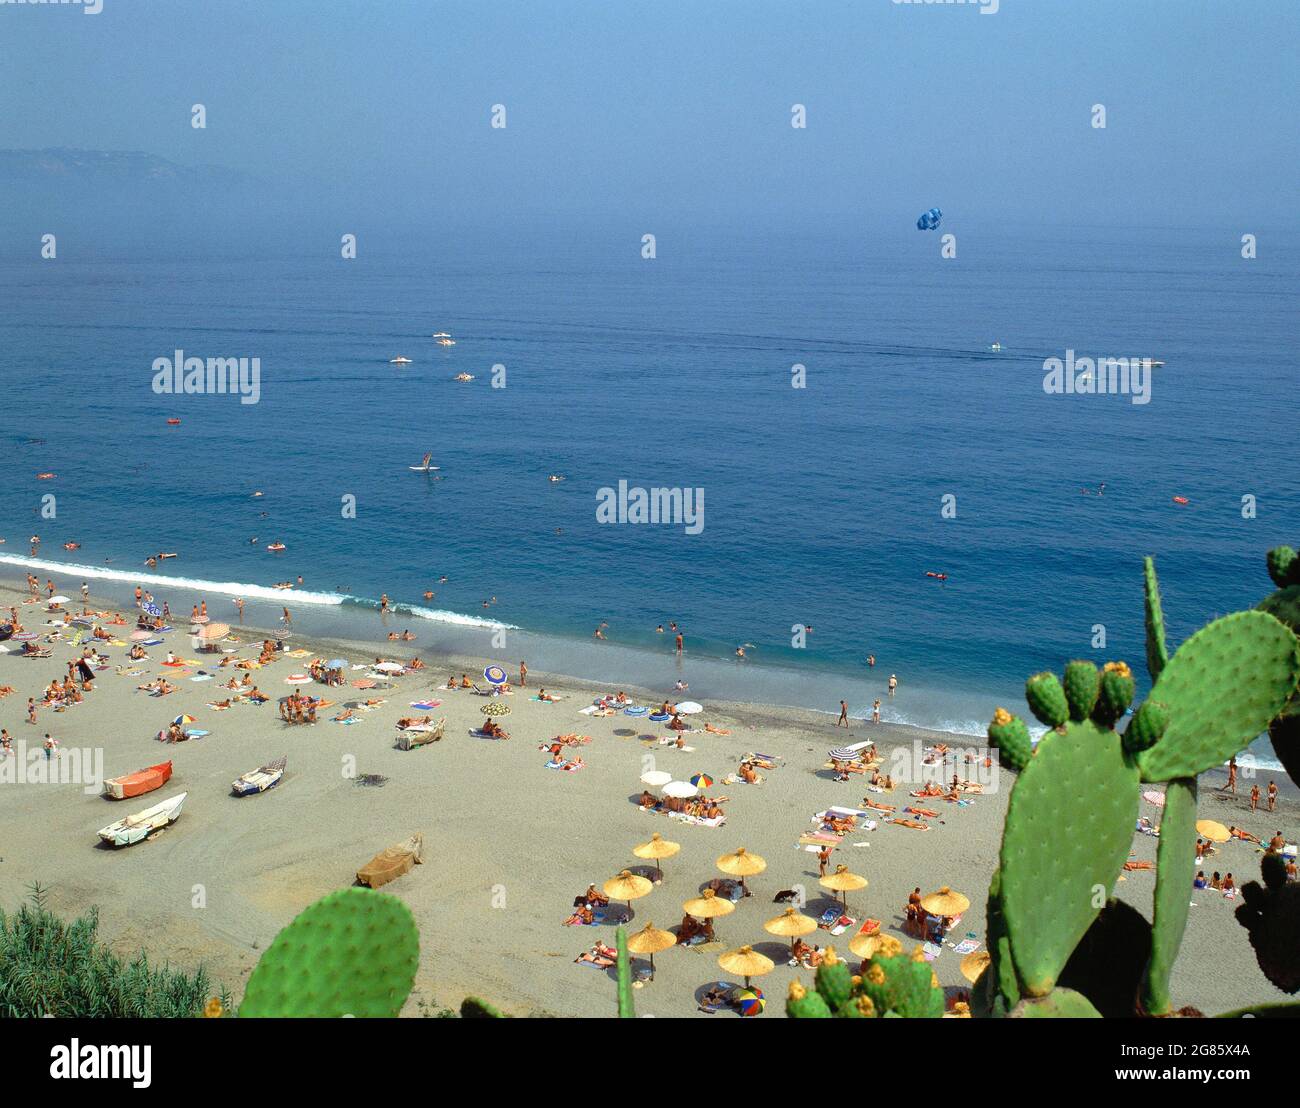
(763, 907, 818, 955)
(819, 865, 868, 910)
(960, 950, 992, 984)
(717, 945, 775, 989)
(603, 870, 652, 924)
(682, 888, 735, 919)
(626, 921, 676, 978)
(1196, 819, 1230, 843)
(848, 930, 901, 962)
(632, 833, 681, 881)
(920, 886, 970, 917)
(716, 847, 766, 895)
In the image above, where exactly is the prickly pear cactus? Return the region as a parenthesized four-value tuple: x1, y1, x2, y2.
(1234, 851, 1300, 994)
(1140, 777, 1198, 1016)
(240, 887, 419, 1018)
(1259, 546, 1300, 786)
(1133, 609, 1300, 783)
(460, 996, 506, 1018)
(615, 925, 635, 1018)
(1144, 555, 1169, 679)
(1007, 987, 1102, 1018)
(785, 942, 941, 1018)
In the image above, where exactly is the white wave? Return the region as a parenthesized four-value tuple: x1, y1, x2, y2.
(0, 553, 513, 630)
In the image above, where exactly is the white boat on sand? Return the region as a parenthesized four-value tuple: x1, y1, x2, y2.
(98, 792, 187, 847)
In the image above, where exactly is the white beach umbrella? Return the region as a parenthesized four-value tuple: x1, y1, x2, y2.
(373, 662, 405, 674)
(662, 780, 698, 799)
(675, 701, 703, 715)
(640, 770, 672, 787)
(47, 595, 71, 605)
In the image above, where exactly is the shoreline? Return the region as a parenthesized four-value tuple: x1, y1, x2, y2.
(0, 576, 1295, 1017)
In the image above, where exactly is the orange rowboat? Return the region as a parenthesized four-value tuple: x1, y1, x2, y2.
(104, 760, 173, 800)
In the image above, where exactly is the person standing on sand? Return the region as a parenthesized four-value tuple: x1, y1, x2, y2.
(81, 582, 89, 602)
(1222, 757, 1238, 794)
(817, 845, 832, 877)
(1250, 784, 1260, 812)
(872, 699, 881, 724)
(519, 660, 527, 687)
(837, 700, 849, 727)
(1267, 780, 1277, 812)
(27, 698, 37, 725)
(281, 607, 292, 627)
(888, 674, 898, 696)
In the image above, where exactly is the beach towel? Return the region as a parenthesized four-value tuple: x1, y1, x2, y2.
(190, 674, 213, 682)
(951, 939, 980, 955)
(578, 705, 600, 715)
(333, 716, 363, 725)
(409, 701, 441, 710)
(922, 942, 943, 961)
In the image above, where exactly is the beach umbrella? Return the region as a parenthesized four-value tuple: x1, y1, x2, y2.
(717, 945, 774, 989)
(682, 888, 735, 920)
(172, 714, 197, 725)
(327, 658, 347, 670)
(130, 630, 152, 641)
(47, 595, 70, 605)
(632, 832, 681, 880)
(690, 773, 714, 789)
(626, 921, 676, 977)
(483, 665, 507, 686)
(373, 662, 405, 674)
(828, 746, 862, 762)
(734, 987, 765, 1017)
(763, 906, 818, 955)
(639, 770, 672, 787)
(675, 701, 703, 715)
(662, 780, 697, 799)
(284, 674, 312, 685)
(480, 701, 511, 717)
(603, 869, 653, 920)
(142, 602, 162, 617)
(716, 847, 766, 895)
(960, 950, 992, 985)
(920, 886, 970, 917)
(351, 678, 377, 689)
(12, 632, 38, 641)
(1142, 789, 1166, 808)
(198, 622, 230, 641)
(820, 865, 868, 910)
(1197, 820, 1231, 843)
(849, 930, 900, 961)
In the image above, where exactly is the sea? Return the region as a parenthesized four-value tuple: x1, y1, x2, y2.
(1, 222, 1295, 766)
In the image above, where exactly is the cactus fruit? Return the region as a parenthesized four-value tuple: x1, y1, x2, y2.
(1025, 672, 1068, 728)
(1266, 546, 1300, 589)
(1123, 699, 1170, 753)
(997, 715, 1139, 996)
(1140, 777, 1198, 1016)
(786, 945, 940, 1018)
(814, 947, 854, 1011)
(1235, 856, 1300, 994)
(460, 996, 506, 1018)
(1007, 987, 1102, 1018)
(615, 925, 635, 1018)
(239, 887, 418, 1018)
(1133, 610, 1300, 783)
(1063, 660, 1101, 721)
(1095, 661, 1136, 727)
(1144, 556, 1169, 679)
(988, 708, 1032, 772)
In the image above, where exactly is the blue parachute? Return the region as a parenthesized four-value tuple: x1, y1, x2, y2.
(916, 207, 942, 231)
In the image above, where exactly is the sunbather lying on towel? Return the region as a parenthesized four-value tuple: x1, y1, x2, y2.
(891, 817, 930, 830)
(703, 723, 731, 735)
(575, 943, 617, 968)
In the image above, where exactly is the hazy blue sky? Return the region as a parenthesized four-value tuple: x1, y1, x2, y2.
(2, 0, 1297, 229)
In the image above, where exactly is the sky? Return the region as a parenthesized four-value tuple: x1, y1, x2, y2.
(1, 0, 1297, 232)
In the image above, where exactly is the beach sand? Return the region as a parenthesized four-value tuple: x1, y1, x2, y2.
(0, 579, 1294, 1017)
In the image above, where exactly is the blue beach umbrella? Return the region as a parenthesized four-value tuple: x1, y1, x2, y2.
(328, 658, 347, 670)
(483, 665, 507, 686)
(143, 602, 162, 617)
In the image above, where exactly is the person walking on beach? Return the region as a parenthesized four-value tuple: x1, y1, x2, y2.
(134, 585, 143, 607)
(27, 698, 37, 725)
(837, 700, 849, 727)
(80, 582, 89, 602)
(281, 607, 292, 627)
(1250, 784, 1260, 812)
(43, 733, 57, 760)
(888, 674, 898, 696)
(1267, 780, 1277, 812)
(872, 698, 881, 724)
(1222, 757, 1238, 794)
(234, 597, 245, 620)
(817, 845, 832, 877)
(519, 660, 527, 687)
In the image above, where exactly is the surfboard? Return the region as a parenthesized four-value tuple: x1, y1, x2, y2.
(408, 466, 441, 472)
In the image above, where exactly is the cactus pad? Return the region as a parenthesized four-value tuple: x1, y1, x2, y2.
(615, 925, 635, 1018)
(1095, 661, 1136, 727)
(1235, 864, 1300, 994)
(240, 887, 418, 1018)
(1063, 660, 1100, 721)
(1008, 987, 1102, 1018)
(1123, 699, 1169, 753)
(999, 719, 1139, 996)
(856, 947, 945, 1018)
(1140, 777, 1198, 1015)
(1134, 610, 1300, 783)
(1144, 556, 1170, 679)
(814, 947, 854, 1010)
(786, 979, 833, 1018)
(988, 708, 1033, 772)
(1266, 546, 1300, 590)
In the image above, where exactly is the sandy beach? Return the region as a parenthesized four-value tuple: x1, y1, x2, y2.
(0, 578, 1294, 1018)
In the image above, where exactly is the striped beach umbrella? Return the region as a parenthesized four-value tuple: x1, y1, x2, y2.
(173, 714, 197, 726)
(828, 746, 860, 762)
(143, 602, 162, 617)
(483, 665, 507, 686)
(689, 773, 714, 788)
(734, 987, 765, 1016)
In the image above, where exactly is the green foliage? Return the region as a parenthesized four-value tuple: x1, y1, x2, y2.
(1144, 556, 1169, 679)
(786, 943, 944, 1018)
(615, 925, 634, 1018)
(240, 887, 418, 1018)
(1140, 777, 1198, 1015)
(460, 996, 507, 1018)
(0, 884, 217, 1018)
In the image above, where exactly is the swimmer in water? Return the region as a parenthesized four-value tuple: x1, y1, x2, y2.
(379, 594, 390, 613)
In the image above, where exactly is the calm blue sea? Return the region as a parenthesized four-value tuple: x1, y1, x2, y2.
(1, 223, 1295, 761)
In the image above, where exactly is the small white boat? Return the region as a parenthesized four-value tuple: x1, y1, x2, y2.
(390, 356, 413, 365)
(98, 792, 186, 847)
(232, 756, 286, 796)
(432, 332, 451, 338)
